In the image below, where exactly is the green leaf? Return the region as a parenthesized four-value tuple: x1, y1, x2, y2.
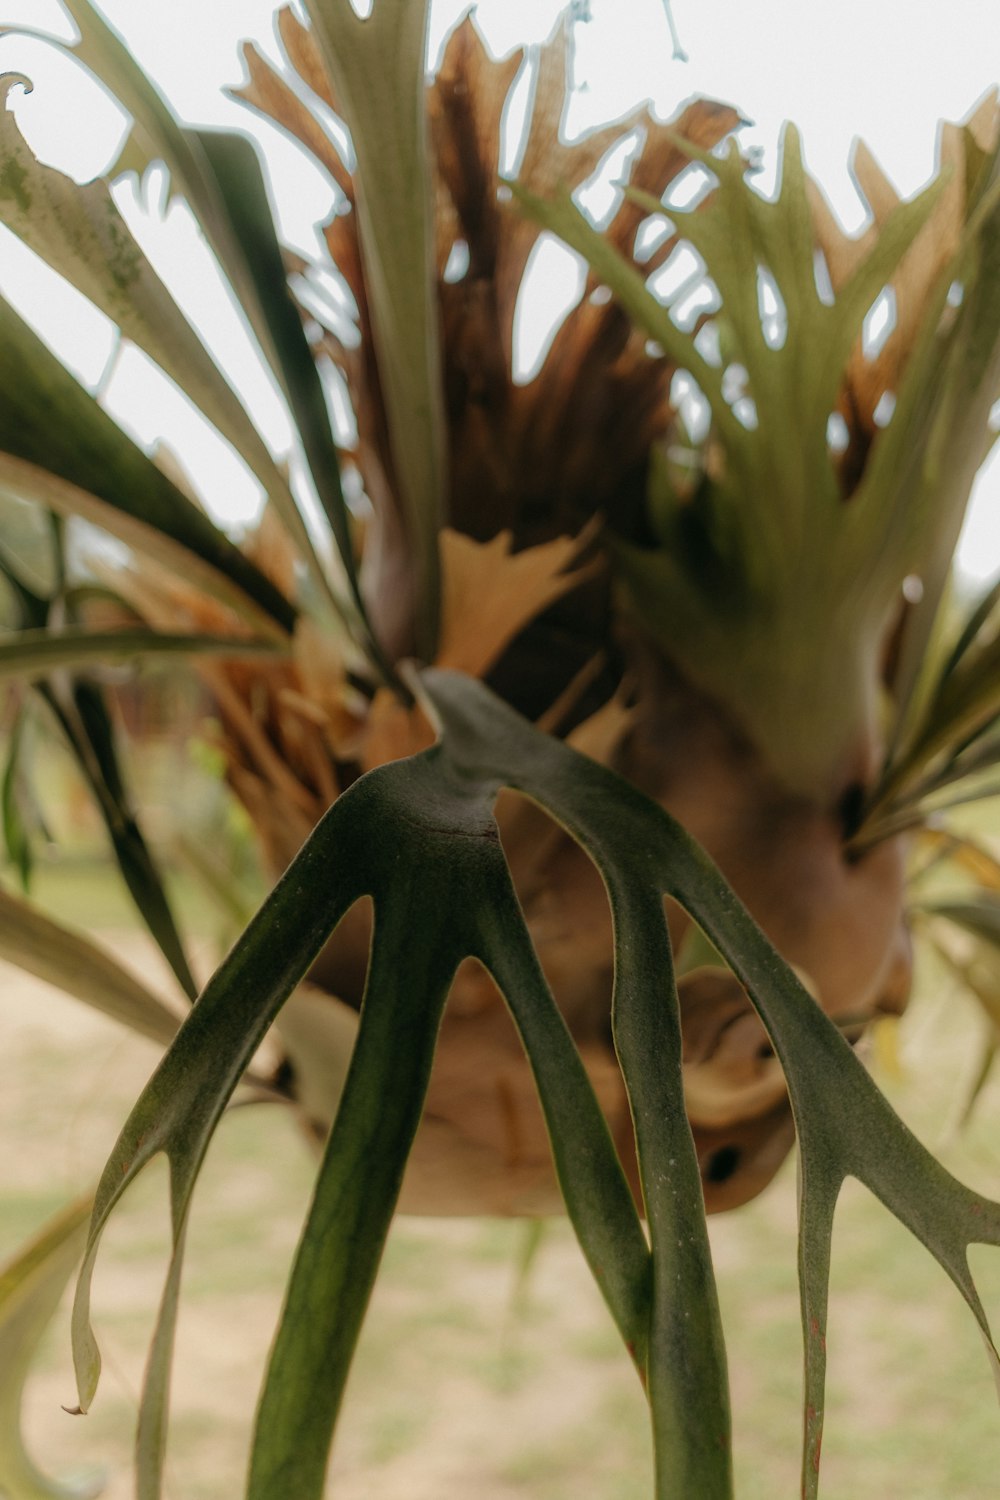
(0, 88, 329, 614)
(191, 128, 400, 684)
(0, 529, 251, 1001)
(36, 675, 198, 1002)
(3, 7, 397, 651)
(71, 709, 652, 1500)
(302, 0, 446, 660)
(511, 137, 945, 797)
(11, 0, 262, 322)
(53, 0, 219, 188)
(0, 625, 280, 682)
(0, 880, 179, 1046)
(867, 161, 1000, 779)
(0, 1198, 100, 1500)
(50, 2, 325, 393)
(943, 574, 1000, 680)
(0, 295, 295, 640)
(73, 672, 1000, 1500)
(2, 713, 33, 891)
(414, 672, 1000, 1500)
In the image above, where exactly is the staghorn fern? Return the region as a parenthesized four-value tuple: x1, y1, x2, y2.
(0, 3, 1000, 1498)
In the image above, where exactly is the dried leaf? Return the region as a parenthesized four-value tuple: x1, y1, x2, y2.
(436, 527, 590, 678)
(429, 17, 524, 284)
(233, 41, 353, 203)
(495, 18, 644, 349)
(604, 98, 742, 261)
(357, 689, 434, 774)
(277, 6, 338, 113)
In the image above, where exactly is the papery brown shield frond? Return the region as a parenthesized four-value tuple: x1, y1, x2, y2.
(429, 16, 524, 286)
(436, 527, 594, 678)
(491, 17, 647, 354)
(276, 5, 339, 114)
(809, 89, 1000, 490)
(235, 40, 354, 203)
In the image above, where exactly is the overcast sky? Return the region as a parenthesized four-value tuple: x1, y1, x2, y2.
(0, 0, 997, 576)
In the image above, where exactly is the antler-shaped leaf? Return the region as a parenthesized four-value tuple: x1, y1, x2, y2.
(69, 671, 1000, 1499)
(510, 139, 945, 796)
(513, 123, 1000, 804)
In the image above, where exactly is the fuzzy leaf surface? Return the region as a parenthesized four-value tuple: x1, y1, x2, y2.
(34, 676, 199, 1001)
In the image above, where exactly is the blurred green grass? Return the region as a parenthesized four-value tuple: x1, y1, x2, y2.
(4, 863, 1000, 1498)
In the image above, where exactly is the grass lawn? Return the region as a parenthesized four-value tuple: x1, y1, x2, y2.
(4, 864, 1000, 1498)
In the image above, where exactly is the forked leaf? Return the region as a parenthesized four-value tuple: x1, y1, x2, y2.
(414, 673, 1000, 1500)
(22, 0, 279, 364)
(72, 673, 1000, 1500)
(2, 10, 400, 653)
(866, 156, 1000, 775)
(0, 1198, 100, 1500)
(55, 0, 219, 195)
(436, 527, 589, 678)
(0, 881, 180, 1046)
(71, 703, 652, 1499)
(513, 144, 940, 545)
(510, 146, 947, 797)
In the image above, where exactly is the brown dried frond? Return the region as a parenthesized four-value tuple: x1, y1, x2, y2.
(253, 8, 738, 591)
(234, 40, 354, 202)
(809, 89, 1000, 491)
